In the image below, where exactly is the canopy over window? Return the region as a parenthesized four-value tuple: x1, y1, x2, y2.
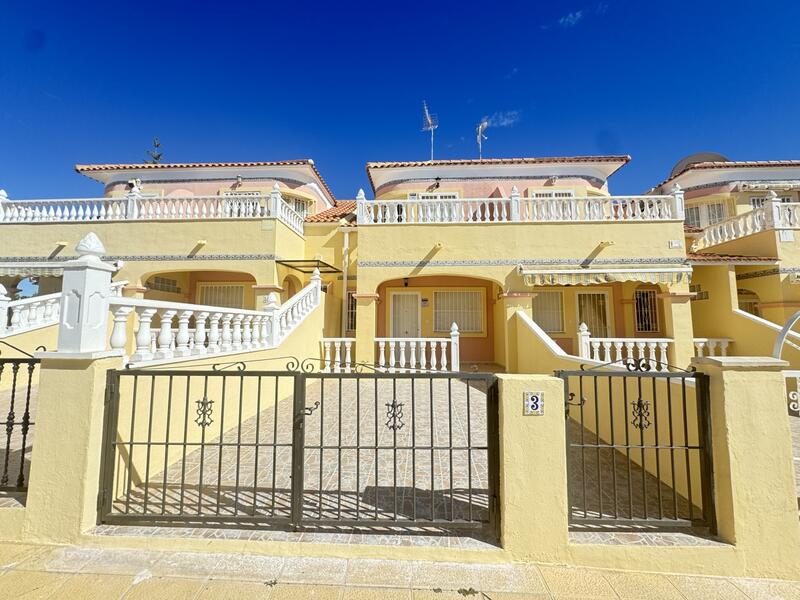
(0, 260, 122, 278)
(517, 264, 692, 286)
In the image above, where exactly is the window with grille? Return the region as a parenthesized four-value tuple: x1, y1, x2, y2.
(634, 289, 659, 332)
(223, 191, 261, 197)
(433, 290, 483, 333)
(531, 291, 564, 333)
(346, 291, 357, 332)
(532, 190, 575, 199)
(197, 283, 245, 309)
(750, 195, 793, 209)
(686, 206, 701, 228)
(408, 192, 459, 200)
(147, 276, 181, 294)
(706, 203, 726, 225)
(737, 289, 761, 317)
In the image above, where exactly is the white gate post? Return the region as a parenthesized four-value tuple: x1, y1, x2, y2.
(449, 322, 461, 372)
(48, 233, 119, 356)
(264, 292, 280, 346)
(270, 183, 282, 217)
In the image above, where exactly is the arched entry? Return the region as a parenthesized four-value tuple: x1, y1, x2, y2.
(281, 274, 302, 303)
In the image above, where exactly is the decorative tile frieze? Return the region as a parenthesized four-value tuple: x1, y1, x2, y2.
(358, 257, 687, 268)
(0, 253, 280, 263)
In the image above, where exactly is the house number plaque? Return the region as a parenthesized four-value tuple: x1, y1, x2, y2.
(523, 391, 544, 416)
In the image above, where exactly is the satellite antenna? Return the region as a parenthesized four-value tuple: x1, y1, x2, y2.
(476, 120, 489, 160)
(421, 101, 439, 161)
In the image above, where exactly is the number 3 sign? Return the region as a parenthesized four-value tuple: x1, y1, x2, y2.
(523, 392, 544, 416)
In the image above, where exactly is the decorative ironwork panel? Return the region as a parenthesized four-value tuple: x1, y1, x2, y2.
(0, 358, 39, 492)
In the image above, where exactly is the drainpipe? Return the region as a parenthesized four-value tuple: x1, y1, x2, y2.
(340, 227, 350, 336)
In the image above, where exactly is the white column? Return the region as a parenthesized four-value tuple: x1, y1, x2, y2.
(125, 179, 142, 220)
(270, 183, 282, 216)
(264, 293, 280, 346)
(52, 233, 118, 355)
(131, 308, 157, 362)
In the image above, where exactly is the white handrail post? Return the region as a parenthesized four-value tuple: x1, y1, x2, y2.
(577, 322, 591, 359)
(449, 322, 461, 372)
(265, 293, 280, 346)
(356, 188, 366, 224)
(671, 183, 685, 221)
(125, 179, 142, 220)
(54, 233, 117, 355)
(0, 284, 9, 336)
(311, 267, 322, 305)
(765, 190, 782, 228)
(510, 185, 521, 222)
(270, 183, 282, 217)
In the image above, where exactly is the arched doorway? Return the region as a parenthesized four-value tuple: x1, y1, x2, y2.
(281, 274, 302, 303)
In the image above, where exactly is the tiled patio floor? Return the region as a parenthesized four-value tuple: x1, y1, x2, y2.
(0, 541, 797, 599)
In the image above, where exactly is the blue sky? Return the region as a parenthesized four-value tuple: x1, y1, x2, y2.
(2, 1, 800, 200)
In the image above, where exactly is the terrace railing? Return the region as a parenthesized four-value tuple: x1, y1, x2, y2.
(693, 197, 800, 251)
(0, 184, 305, 236)
(577, 323, 673, 372)
(357, 187, 684, 225)
(107, 274, 320, 366)
(0, 281, 125, 338)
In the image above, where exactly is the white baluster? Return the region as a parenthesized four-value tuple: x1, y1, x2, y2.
(207, 312, 222, 353)
(109, 306, 133, 354)
(388, 341, 396, 372)
(131, 308, 157, 362)
(155, 310, 176, 359)
(323, 341, 332, 372)
(440, 340, 448, 371)
(399, 341, 407, 370)
(220, 314, 233, 352)
(344, 340, 352, 372)
(193, 312, 209, 355)
(174, 310, 193, 357)
(657, 342, 669, 371)
(241, 315, 253, 349)
(231, 315, 243, 351)
(333, 341, 342, 373)
(378, 340, 386, 370)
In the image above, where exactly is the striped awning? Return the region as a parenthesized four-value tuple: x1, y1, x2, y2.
(0, 260, 122, 278)
(517, 265, 693, 286)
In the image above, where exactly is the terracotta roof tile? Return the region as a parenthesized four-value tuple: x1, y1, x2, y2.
(366, 156, 631, 169)
(687, 252, 778, 264)
(652, 160, 800, 192)
(74, 160, 336, 202)
(305, 200, 356, 223)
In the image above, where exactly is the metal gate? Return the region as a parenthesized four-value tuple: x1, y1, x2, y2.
(557, 362, 715, 532)
(99, 366, 499, 533)
(0, 357, 39, 493)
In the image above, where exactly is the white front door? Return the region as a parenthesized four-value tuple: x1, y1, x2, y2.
(577, 291, 610, 338)
(391, 292, 421, 337)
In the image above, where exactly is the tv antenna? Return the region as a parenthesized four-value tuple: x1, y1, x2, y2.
(421, 101, 439, 161)
(476, 120, 489, 160)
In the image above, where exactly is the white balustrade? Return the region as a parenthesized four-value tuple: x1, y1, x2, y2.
(357, 193, 681, 225)
(0, 280, 126, 338)
(321, 338, 355, 372)
(694, 208, 767, 250)
(693, 338, 732, 357)
(374, 324, 461, 372)
(0, 192, 304, 235)
(576, 323, 672, 372)
(107, 270, 321, 365)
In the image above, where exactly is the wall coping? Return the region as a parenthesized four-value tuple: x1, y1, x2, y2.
(691, 356, 789, 371)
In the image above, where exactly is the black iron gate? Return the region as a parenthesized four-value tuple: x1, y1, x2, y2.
(557, 362, 715, 532)
(99, 367, 499, 533)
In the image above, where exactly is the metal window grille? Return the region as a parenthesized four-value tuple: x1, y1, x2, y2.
(531, 291, 564, 333)
(222, 191, 261, 197)
(750, 195, 793, 209)
(148, 276, 181, 294)
(197, 284, 245, 309)
(532, 190, 575, 199)
(737, 289, 760, 317)
(434, 291, 482, 333)
(408, 193, 459, 200)
(705, 203, 726, 225)
(634, 289, 659, 333)
(685, 206, 701, 228)
(577, 293, 609, 338)
(346, 291, 357, 332)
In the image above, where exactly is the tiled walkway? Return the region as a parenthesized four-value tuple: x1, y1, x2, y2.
(0, 541, 797, 599)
